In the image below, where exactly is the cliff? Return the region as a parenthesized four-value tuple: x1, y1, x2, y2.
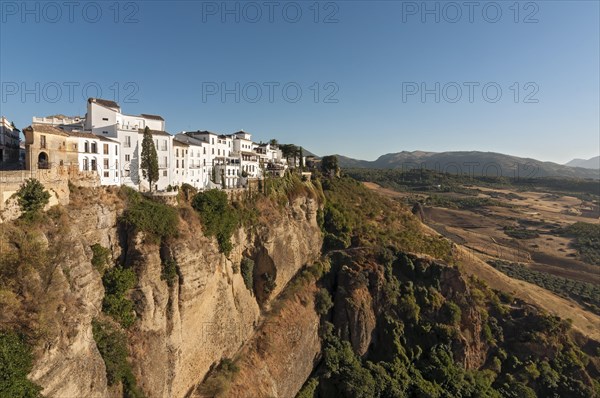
(1, 184, 322, 398)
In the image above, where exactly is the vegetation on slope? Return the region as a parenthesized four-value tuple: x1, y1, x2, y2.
(320, 177, 452, 261)
(559, 222, 600, 266)
(489, 260, 600, 315)
(0, 331, 42, 397)
(298, 171, 600, 398)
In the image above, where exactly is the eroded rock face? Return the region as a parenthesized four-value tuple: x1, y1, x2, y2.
(28, 228, 109, 398)
(223, 283, 322, 398)
(27, 192, 322, 398)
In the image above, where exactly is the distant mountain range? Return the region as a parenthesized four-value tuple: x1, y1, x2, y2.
(335, 151, 600, 179)
(565, 156, 600, 170)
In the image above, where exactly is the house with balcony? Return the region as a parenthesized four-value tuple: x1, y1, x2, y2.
(23, 124, 77, 171)
(231, 131, 261, 180)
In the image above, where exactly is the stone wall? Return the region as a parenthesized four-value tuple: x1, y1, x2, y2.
(0, 167, 99, 222)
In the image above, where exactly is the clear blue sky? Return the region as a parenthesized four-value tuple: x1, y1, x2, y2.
(1, 0, 598, 163)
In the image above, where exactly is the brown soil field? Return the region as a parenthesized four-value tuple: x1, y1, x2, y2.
(363, 181, 600, 341)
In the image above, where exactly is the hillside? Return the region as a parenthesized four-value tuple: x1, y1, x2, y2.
(1, 174, 599, 398)
(566, 156, 600, 170)
(337, 151, 600, 179)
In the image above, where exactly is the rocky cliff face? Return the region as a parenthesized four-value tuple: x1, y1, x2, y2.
(330, 253, 488, 368)
(21, 189, 322, 398)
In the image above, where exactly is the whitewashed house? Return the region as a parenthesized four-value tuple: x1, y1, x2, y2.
(85, 98, 173, 191)
(67, 131, 120, 185)
(171, 138, 188, 188)
(0, 116, 21, 165)
(232, 131, 260, 179)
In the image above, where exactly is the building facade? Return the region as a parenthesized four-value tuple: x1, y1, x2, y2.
(1, 116, 21, 166)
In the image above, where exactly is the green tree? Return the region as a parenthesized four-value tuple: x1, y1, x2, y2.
(140, 127, 159, 192)
(321, 155, 340, 177)
(192, 190, 239, 255)
(16, 178, 50, 219)
(0, 331, 42, 397)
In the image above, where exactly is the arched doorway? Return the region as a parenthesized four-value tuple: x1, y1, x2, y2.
(38, 152, 49, 169)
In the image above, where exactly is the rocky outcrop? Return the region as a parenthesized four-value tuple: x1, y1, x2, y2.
(27, 222, 109, 397)
(24, 190, 322, 398)
(222, 283, 322, 398)
(330, 253, 488, 367)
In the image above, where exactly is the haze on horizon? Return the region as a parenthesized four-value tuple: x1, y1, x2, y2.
(1, 1, 598, 164)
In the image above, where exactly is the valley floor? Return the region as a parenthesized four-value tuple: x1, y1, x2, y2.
(363, 181, 600, 341)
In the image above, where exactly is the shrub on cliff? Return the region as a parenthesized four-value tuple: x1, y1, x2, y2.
(92, 319, 143, 398)
(0, 331, 42, 398)
(240, 258, 254, 292)
(122, 197, 179, 242)
(16, 178, 50, 220)
(91, 244, 111, 275)
(192, 190, 239, 255)
(315, 288, 333, 315)
(102, 266, 137, 328)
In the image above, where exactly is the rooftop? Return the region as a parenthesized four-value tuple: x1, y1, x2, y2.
(88, 98, 120, 110)
(140, 113, 165, 121)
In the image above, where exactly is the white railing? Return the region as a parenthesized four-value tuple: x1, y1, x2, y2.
(32, 116, 83, 125)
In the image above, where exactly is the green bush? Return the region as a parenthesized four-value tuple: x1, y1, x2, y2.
(0, 331, 42, 398)
(161, 257, 178, 287)
(315, 288, 334, 315)
(442, 301, 462, 325)
(240, 258, 254, 292)
(196, 358, 239, 397)
(92, 319, 143, 398)
(102, 267, 137, 328)
(122, 197, 179, 242)
(16, 179, 50, 219)
(91, 244, 111, 274)
(192, 190, 239, 255)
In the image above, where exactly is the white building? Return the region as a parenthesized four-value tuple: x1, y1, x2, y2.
(174, 133, 216, 190)
(84, 98, 173, 191)
(232, 131, 261, 179)
(0, 116, 21, 165)
(67, 131, 121, 185)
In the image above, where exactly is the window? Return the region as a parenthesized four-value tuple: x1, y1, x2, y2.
(176, 159, 179, 168)
(83, 158, 89, 171)
(162, 140, 167, 151)
(102, 131, 108, 135)
(84, 141, 89, 153)
(212, 148, 214, 155)
(103, 144, 109, 155)
(104, 159, 109, 169)
(91, 158, 97, 171)
(104, 171, 109, 177)
(203, 147, 206, 154)
(125, 154, 130, 162)
(164, 156, 168, 166)
(163, 170, 167, 177)
(182, 160, 184, 168)
(102, 117, 109, 121)
(125, 136, 131, 148)
(115, 145, 118, 155)
(176, 149, 179, 157)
